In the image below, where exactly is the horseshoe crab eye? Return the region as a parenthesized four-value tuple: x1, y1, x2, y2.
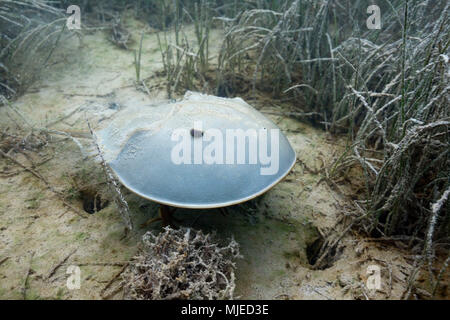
(190, 128, 204, 138)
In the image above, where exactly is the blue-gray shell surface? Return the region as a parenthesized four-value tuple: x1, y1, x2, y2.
(96, 91, 296, 209)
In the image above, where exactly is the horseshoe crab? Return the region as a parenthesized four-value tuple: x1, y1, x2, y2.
(95, 91, 296, 225)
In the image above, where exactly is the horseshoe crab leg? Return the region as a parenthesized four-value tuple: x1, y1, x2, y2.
(141, 205, 177, 228)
